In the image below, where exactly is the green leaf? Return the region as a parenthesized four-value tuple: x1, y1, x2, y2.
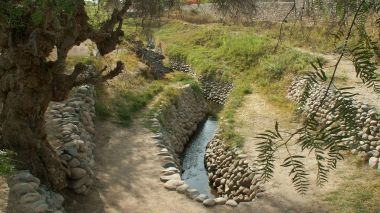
(31, 10, 44, 26)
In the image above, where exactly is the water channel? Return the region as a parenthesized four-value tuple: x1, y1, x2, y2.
(181, 117, 218, 198)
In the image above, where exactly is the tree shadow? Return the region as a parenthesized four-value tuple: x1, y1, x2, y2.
(63, 120, 155, 213)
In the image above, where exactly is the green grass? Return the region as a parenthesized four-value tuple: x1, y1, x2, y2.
(156, 21, 271, 81)
(95, 70, 201, 126)
(0, 150, 15, 177)
(324, 165, 380, 213)
(247, 21, 337, 53)
(113, 83, 164, 126)
(149, 85, 182, 126)
(146, 72, 204, 128)
(95, 80, 165, 126)
(66, 55, 102, 69)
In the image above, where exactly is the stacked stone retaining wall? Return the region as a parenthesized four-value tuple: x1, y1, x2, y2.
(7, 84, 97, 212)
(170, 59, 233, 105)
(288, 77, 380, 169)
(7, 171, 64, 213)
(150, 85, 214, 203)
(205, 131, 264, 203)
(46, 85, 96, 194)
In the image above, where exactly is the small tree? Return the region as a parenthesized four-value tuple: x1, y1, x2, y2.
(0, 0, 131, 190)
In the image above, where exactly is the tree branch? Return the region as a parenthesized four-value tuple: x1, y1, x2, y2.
(90, 0, 132, 55)
(51, 61, 123, 101)
(274, 1, 296, 52)
(72, 61, 124, 87)
(53, 1, 93, 73)
(315, 0, 365, 112)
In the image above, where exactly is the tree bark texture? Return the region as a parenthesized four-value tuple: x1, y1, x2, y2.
(1, 66, 68, 190)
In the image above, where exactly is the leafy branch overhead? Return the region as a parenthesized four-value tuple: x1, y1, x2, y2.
(0, 0, 133, 100)
(255, 0, 379, 194)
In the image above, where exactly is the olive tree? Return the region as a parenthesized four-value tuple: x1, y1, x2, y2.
(0, 0, 131, 190)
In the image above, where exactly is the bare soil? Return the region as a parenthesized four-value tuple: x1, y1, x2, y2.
(235, 92, 359, 213)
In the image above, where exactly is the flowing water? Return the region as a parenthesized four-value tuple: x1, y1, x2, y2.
(181, 117, 217, 198)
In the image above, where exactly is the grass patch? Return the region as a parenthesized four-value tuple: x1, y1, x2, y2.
(219, 75, 254, 147)
(96, 80, 165, 126)
(0, 150, 15, 177)
(324, 165, 380, 213)
(166, 72, 203, 94)
(254, 49, 318, 110)
(95, 66, 200, 126)
(66, 55, 102, 69)
(113, 83, 165, 126)
(149, 85, 182, 126)
(247, 21, 337, 53)
(156, 21, 271, 81)
(147, 73, 203, 128)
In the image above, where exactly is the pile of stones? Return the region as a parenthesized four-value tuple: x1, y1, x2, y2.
(7, 170, 64, 213)
(205, 132, 264, 203)
(198, 76, 234, 105)
(6, 85, 96, 212)
(288, 77, 380, 169)
(170, 59, 195, 75)
(45, 85, 96, 194)
(132, 40, 172, 80)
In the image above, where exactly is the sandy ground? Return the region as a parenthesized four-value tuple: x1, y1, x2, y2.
(64, 119, 275, 213)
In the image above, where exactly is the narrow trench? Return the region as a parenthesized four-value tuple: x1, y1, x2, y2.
(180, 116, 218, 198)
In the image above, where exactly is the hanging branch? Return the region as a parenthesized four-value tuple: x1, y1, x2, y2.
(274, 0, 296, 52)
(255, 0, 373, 194)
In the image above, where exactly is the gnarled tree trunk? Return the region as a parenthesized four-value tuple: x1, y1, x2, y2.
(1, 68, 68, 190)
(0, 0, 129, 190)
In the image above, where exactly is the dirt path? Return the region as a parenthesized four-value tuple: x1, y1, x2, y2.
(234, 48, 379, 211)
(64, 119, 207, 213)
(64, 119, 269, 213)
(296, 48, 380, 109)
(235, 92, 358, 213)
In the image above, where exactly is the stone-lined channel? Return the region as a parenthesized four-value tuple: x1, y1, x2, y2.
(181, 117, 217, 198)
